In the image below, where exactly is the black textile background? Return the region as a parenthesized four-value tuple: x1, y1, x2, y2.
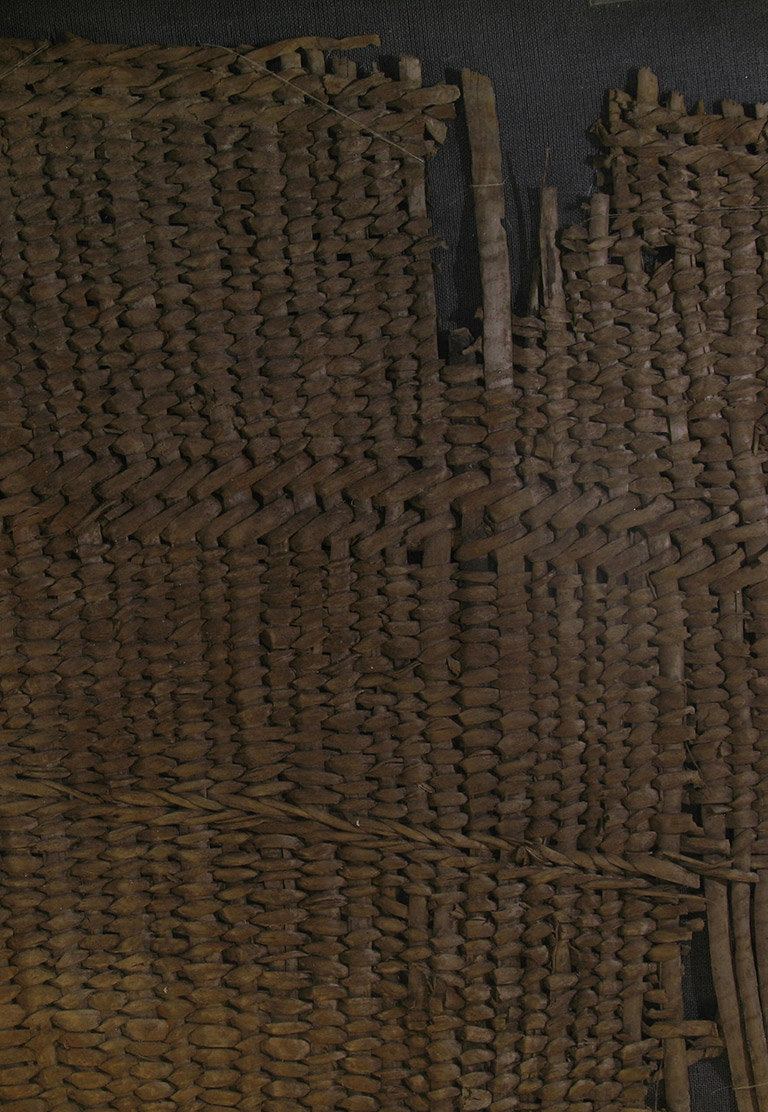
(1, 1, 765, 1108)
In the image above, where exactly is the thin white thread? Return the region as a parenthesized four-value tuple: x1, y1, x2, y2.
(202, 43, 426, 165)
(0, 43, 48, 84)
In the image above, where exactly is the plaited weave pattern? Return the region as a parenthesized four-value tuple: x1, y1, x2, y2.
(0, 35, 765, 1112)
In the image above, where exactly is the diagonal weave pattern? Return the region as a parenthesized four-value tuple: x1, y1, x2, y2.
(0, 34, 765, 1112)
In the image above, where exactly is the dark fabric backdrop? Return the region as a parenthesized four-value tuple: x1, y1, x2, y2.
(1, 2, 764, 1108)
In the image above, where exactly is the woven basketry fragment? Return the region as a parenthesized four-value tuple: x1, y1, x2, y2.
(0, 33, 765, 1112)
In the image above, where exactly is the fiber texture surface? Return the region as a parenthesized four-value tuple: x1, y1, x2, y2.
(0, 31, 765, 1112)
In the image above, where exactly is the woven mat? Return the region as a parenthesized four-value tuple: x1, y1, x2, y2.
(0, 33, 766, 1112)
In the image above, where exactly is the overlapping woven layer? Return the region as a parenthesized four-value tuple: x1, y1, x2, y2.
(0, 35, 764, 1112)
